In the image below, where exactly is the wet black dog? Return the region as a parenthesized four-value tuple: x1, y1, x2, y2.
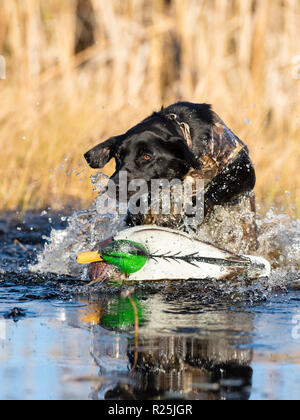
(85, 102, 256, 225)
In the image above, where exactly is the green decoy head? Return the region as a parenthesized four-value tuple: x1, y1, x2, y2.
(77, 240, 149, 275)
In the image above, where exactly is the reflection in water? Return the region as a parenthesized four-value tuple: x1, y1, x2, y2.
(78, 293, 254, 400)
(1, 288, 300, 400)
(1, 212, 300, 400)
(0, 302, 98, 400)
(0, 285, 300, 399)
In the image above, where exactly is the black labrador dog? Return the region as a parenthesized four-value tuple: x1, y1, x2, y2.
(85, 102, 257, 252)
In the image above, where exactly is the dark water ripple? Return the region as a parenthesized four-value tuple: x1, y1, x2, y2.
(0, 212, 300, 400)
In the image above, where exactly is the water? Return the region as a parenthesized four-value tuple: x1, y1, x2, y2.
(1, 197, 300, 400)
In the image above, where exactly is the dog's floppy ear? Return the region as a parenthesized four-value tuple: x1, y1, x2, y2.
(84, 136, 120, 169)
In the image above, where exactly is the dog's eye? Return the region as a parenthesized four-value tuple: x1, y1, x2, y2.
(115, 153, 121, 160)
(143, 154, 152, 161)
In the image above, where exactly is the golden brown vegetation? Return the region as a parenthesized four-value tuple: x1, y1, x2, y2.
(0, 0, 299, 215)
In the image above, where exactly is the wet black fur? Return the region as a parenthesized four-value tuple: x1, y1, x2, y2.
(84, 102, 256, 221)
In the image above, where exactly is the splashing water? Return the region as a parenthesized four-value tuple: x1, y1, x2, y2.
(257, 210, 300, 285)
(30, 173, 126, 277)
(31, 175, 300, 296)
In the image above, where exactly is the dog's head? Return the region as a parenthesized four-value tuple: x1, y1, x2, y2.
(84, 102, 255, 227)
(85, 102, 249, 201)
(84, 113, 201, 189)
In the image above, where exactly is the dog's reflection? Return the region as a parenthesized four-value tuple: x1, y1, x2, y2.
(77, 293, 254, 400)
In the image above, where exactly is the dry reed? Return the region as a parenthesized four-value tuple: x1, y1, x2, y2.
(0, 0, 299, 216)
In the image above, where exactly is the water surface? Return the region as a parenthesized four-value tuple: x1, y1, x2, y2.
(1, 211, 300, 400)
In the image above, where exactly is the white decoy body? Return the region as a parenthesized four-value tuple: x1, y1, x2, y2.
(111, 225, 270, 281)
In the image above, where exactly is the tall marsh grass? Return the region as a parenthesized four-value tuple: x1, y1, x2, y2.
(0, 0, 299, 214)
